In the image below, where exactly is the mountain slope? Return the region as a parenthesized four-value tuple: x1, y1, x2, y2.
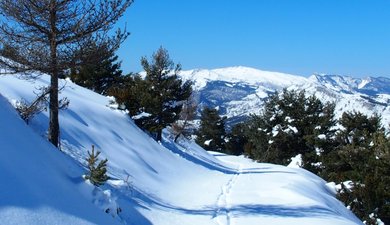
(180, 66, 390, 128)
(0, 74, 363, 225)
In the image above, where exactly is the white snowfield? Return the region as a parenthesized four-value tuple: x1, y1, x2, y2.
(179, 66, 308, 89)
(0, 74, 363, 225)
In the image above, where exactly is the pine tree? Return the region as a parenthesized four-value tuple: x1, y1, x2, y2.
(85, 145, 109, 186)
(321, 112, 390, 224)
(0, 0, 132, 147)
(137, 47, 192, 141)
(243, 89, 336, 170)
(70, 41, 123, 95)
(196, 107, 227, 152)
(225, 122, 247, 155)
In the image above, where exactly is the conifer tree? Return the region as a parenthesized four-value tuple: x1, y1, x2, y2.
(196, 107, 227, 152)
(136, 47, 192, 141)
(321, 112, 389, 224)
(244, 89, 336, 170)
(108, 47, 193, 141)
(225, 122, 247, 155)
(70, 41, 123, 95)
(0, 0, 132, 147)
(85, 145, 109, 186)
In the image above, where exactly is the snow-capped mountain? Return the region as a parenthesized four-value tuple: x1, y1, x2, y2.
(180, 66, 390, 128)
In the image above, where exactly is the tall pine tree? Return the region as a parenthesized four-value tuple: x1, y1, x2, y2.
(111, 47, 192, 141)
(0, 0, 132, 147)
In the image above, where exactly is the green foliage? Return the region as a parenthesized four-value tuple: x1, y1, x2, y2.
(322, 112, 383, 180)
(108, 74, 147, 114)
(337, 111, 382, 147)
(140, 47, 192, 140)
(243, 89, 336, 171)
(225, 122, 247, 155)
(85, 145, 109, 186)
(321, 112, 389, 224)
(109, 47, 192, 141)
(70, 42, 123, 95)
(196, 107, 227, 152)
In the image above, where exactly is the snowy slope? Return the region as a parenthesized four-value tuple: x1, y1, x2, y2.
(0, 74, 363, 225)
(179, 67, 390, 128)
(0, 95, 121, 225)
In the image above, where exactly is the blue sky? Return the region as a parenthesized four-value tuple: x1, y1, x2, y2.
(116, 0, 390, 78)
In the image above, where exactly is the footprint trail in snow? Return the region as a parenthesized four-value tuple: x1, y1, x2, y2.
(213, 164, 242, 225)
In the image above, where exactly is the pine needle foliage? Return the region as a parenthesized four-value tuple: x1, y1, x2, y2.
(196, 107, 227, 152)
(85, 145, 109, 186)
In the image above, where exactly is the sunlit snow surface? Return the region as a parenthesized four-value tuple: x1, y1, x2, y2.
(0, 74, 362, 225)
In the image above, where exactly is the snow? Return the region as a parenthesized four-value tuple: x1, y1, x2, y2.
(358, 79, 370, 89)
(0, 74, 363, 225)
(204, 139, 213, 146)
(179, 66, 308, 89)
(132, 112, 151, 120)
(285, 125, 298, 134)
(288, 154, 303, 168)
(0, 94, 121, 225)
(318, 134, 326, 140)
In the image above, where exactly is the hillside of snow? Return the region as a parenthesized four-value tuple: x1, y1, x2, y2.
(0, 94, 121, 225)
(0, 74, 363, 225)
(180, 66, 390, 128)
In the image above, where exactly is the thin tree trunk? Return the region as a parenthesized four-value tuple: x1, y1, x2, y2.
(47, 1, 59, 147)
(48, 72, 59, 147)
(157, 130, 162, 142)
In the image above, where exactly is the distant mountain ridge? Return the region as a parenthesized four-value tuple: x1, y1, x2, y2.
(179, 66, 390, 128)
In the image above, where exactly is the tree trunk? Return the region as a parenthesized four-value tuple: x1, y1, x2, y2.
(157, 130, 162, 142)
(47, 1, 59, 147)
(174, 133, 180, 143)
(48, 73, 59, 147)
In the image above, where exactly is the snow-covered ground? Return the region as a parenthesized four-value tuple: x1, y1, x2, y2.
(0, 74, 363, 225)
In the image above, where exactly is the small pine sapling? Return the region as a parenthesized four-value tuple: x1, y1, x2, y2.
(85, 145, 109, 186)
